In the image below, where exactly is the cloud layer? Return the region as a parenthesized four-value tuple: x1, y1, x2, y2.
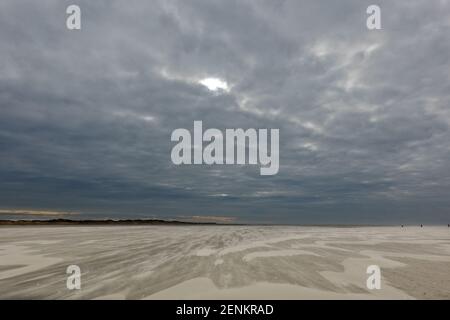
(1, 0, 449, 223)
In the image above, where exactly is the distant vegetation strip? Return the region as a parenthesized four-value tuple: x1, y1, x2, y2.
(0, 219, 220, 226)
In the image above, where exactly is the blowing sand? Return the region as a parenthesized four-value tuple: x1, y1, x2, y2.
(0, 226, 449, 299)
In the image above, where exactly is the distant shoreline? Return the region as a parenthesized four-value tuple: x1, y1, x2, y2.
(0, 219, 444, 227)
(0, 218, 221, 226)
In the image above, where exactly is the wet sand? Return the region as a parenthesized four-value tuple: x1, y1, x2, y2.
(0, 226, 449, 299)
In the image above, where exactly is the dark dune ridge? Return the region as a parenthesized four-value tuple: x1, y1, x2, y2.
(0, 219, 219, 226)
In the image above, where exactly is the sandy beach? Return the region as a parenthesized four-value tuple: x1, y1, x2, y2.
(0, 226, 449, 299)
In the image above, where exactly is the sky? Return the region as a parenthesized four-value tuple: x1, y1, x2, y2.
(0, 0, 449, 224)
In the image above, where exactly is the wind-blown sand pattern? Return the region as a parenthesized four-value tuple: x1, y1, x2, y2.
(0, 226, 449, 299)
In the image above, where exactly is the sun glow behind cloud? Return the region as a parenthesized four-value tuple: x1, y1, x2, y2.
(199, 77, 229, 92)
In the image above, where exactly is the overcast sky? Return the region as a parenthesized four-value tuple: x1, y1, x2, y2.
(1, 0, 449, 223)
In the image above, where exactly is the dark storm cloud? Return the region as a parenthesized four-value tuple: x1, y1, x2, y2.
(0, 0, 449, 223)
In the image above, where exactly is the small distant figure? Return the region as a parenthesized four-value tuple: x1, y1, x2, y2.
(421, 224, 423, 228)
(401, 225, 404, 228)
(448, 224, 449, 228)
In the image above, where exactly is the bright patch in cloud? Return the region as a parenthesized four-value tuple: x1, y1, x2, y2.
(0, 209, 78, 216)
(199, 77, 229, 92)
